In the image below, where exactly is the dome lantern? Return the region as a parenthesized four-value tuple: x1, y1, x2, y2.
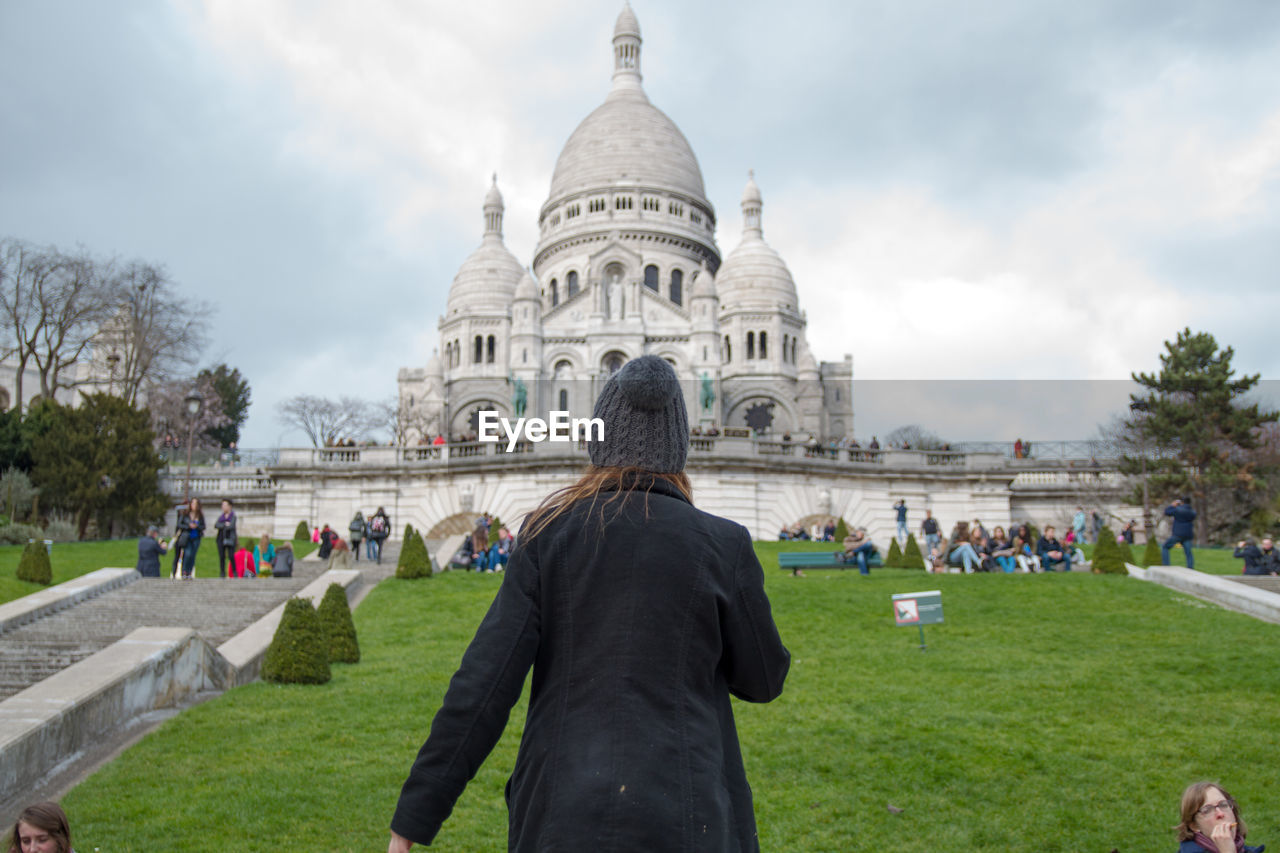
(612, 3, 642, 92)
(484, 173, 504, 239)
(742, 170, 763, 239)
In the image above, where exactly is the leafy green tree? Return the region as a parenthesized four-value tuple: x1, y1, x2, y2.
(1122, 329, 1279, 544)
(28, 394, 167, 538)
(0, 467, 38, 522)
(197, 364, 251, 448)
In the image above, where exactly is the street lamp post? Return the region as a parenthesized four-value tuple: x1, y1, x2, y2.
(106, 351, 120, 396)
(182, 389, 204, 506)
(1129, 400, 1153, 540)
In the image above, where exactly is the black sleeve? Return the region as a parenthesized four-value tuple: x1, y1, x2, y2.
(721, 529, 790, 703)
(390, 542, 542, 845)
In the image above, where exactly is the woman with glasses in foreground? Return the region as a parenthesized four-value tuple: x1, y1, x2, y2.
(1176, 781, 1265, 853)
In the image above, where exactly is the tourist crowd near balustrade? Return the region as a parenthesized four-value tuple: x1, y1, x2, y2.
(160, 438, 1136, 547)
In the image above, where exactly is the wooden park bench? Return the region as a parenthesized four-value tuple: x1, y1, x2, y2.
(777, 550, 884, 571)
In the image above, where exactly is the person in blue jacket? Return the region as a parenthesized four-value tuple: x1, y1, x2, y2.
(1175, 781, 1265, 853)
(1162, 497, 1198, 569)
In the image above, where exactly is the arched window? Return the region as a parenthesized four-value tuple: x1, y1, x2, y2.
(723, 335, 731, 363)
(567, 271, 579, 297)
(790, 338, 797, 363)
(474, 335, 483, 364)
(603, 351, 626, 374)
(746, 331, 755, 360)
(486, 335, 495, 364)
(759, 331, 768, 359)
(669, 269, 683, 305)
(782, 335, 789, 363)
(554, 360, 572, 379)
(550, 278, 559, 307)
(644, 265, 659, 291)
(559, 389, 568, 410)
(522, 348, 528, 364)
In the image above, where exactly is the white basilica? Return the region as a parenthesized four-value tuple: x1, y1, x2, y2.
(397, 4, 853, 442)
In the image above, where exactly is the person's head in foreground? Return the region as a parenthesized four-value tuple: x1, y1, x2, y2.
(388, 354, 790, 852)
(1176, 781, 1260, 853)
(8, 801, 71, 853)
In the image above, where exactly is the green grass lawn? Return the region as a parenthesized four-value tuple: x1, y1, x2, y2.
(61, 542, 1280, 851)
(0, 538, 318, 605)
(1077, 541, 1242, 575)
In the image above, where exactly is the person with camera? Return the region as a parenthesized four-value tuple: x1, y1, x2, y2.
(387, 356, 790, 852)
(1162, 497, 1197, 569)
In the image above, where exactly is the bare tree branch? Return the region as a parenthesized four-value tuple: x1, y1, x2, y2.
(278, 395, 370, 448)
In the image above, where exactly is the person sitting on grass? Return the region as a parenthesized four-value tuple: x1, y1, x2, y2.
(946, 522, 982, 573)
(254, 534, 275, 576)
(1175, 781, 1264, 853)
(1012, 524, 1041, 573)
(487, 527, 514, 572)
(841, 527, 876, 575)
(1037, 525, 1072, 572)
(273, 540, 294, 578)
(231, 541, 257, 578)
(8, 801, 72, 853)
(988, 526, 1017, 573)
(469, 526, 491, 572)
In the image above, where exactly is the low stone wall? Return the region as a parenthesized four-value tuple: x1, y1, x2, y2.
(0, 569, 137, 635)
(1130, 564, 1280, 624)
(0, 569, 362, 803)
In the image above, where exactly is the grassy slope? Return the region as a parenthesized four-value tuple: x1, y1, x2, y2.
(0, 539, 317, 605)
(61, 543, 1280, 852)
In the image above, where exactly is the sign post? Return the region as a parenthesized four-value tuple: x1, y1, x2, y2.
(891, 590, 943, 650)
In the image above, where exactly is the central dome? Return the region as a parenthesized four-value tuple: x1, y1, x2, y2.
(545, 4, 707, 204)
(548, 89, 707, 201)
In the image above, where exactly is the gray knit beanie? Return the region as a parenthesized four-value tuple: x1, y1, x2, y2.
(588, 355, 689, 473)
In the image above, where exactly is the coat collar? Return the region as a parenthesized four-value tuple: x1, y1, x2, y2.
(599, 472, 692, 505)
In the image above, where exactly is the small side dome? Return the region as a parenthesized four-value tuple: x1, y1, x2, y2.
(690, 264, 716, 299)
(425, 348, 443, 377)
(514, 268, 539, 302)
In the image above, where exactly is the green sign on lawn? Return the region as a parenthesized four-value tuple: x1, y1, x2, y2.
(892, 590, 943, 626)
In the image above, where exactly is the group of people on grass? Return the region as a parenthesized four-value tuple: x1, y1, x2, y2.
(448, 513, 515, 572)
(135, 497, 293, 579)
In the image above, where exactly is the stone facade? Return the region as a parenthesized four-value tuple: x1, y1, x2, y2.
(397, 5, 852, 443)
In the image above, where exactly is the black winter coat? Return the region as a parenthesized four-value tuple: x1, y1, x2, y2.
(391, 477, 791, 851)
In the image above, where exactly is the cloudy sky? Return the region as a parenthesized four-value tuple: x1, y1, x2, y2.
(2, 1, 1278, 447)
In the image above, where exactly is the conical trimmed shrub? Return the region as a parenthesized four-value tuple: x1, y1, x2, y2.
(902, 534, 924, 570)
(316, 583, 359, 663)
(833, 518, 849, 542)
(396, 528, 432, 579)
(885, 538, 903, 568)
(403, 522, 414, 543)
(1117, 539, 1136, 566)
(17, 541, 52, 585)
(262, 598, 331, 684)
(1092, 526, 1127, 574)
(1141, 536, 1162, 567)
(487, 516, 504, 547)
(293, 521, 310, 541)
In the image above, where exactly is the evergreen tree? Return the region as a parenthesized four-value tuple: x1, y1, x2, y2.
(197, 364, 252, 448)
(316, 583, 360, 663)
(487, 516, 504, 548)
(397, 526, 432, 579)
(262, 597, 330, 684)
(885, 538, 903, 568)
(294, 520, 310, 541)
(902, 534, 924, 570)
(17, 541, 52, 585)
(29, 394, 167, 538)
(1141, 537, 1162, 568)
(1123, 329, 1279, 544)
(833, 518, 849, 542)
(1091, 526, 1127, 574)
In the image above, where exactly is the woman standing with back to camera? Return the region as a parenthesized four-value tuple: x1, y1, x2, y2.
(388, 355, 791, 851)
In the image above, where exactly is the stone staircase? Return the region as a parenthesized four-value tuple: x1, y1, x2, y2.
(0, 539, 403, 703)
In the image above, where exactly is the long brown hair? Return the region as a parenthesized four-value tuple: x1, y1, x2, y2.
(1175, 781, 1247, 842)
(9, 801, 71, 853)
(521, 466, 692, 542)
